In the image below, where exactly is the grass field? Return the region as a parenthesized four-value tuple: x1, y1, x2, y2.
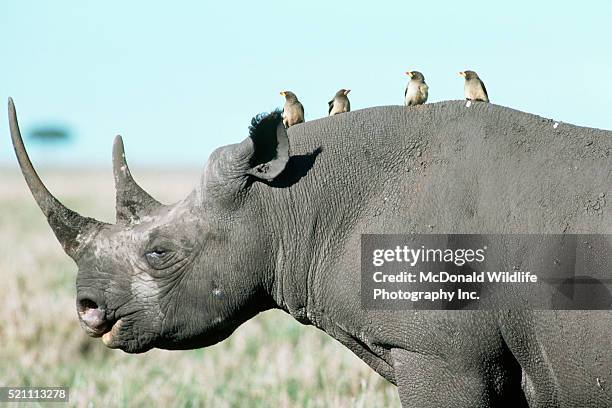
(0, 168, 400, 407)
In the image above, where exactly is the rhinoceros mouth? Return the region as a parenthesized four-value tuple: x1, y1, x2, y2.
(101, 318, 123, 348)
(79, 320, 114, 338)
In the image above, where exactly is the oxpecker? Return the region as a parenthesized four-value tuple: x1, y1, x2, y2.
(459, 70, 489, 103)
(280, 91, 305, 128)
(404, 71, 429, 106)
(328, 89, 351, 116)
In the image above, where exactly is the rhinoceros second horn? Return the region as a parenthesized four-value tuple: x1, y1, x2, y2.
(112, 135, 162, 224)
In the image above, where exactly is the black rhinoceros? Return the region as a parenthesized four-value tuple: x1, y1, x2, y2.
(8, 98, 612, 407)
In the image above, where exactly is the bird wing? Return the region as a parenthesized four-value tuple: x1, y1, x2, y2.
(419, 83, 429, 94)
(328, 99, 334, 115)
(404, 86, 408, 98)
(480, 80, 489, 101)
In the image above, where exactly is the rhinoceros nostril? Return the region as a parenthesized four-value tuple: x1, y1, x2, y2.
(78, 298, 99, 313)
(77, 298, 110, 335)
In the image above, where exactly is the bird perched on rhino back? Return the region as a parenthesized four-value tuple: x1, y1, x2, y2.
(404, 71, 429, 106)
(280, 91, 305, 128)
(459, 70, 489, 102)
(328, 89, 351, 116)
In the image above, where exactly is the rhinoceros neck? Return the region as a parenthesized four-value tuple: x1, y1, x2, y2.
(249, 105, 439, 325)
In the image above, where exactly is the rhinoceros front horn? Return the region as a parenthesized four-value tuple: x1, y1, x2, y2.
(8, 98, 107, 259)
(112, 135, 161, 224)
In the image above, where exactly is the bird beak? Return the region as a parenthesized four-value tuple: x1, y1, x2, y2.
(344, 89, 351, 95)
(458, 71, 466, 77)
(406, 71, 413, 77)
(280, 91, 285, 96)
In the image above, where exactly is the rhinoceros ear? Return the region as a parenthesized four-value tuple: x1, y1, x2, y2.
(204, 110, 289, 201)
(239, 110, 289, 181)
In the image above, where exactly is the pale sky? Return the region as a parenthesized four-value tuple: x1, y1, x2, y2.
(1, 1, 611, 167)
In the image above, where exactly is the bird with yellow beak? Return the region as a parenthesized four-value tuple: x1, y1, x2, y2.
(328, 89, 351, 116)
(404, 71, 429, 106)
(459, 70, 489, 103)
(280, 91, 305, 128)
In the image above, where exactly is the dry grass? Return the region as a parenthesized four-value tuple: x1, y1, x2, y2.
(0, 168, 399, 407)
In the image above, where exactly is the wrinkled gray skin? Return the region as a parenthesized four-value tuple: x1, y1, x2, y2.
(9, 98, 612, 408)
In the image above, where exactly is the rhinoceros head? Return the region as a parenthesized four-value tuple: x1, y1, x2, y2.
(9, 98, 289, 353)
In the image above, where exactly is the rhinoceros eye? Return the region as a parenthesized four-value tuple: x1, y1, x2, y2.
(150, 248, 167, 257)
(145, 247, 174, 269)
